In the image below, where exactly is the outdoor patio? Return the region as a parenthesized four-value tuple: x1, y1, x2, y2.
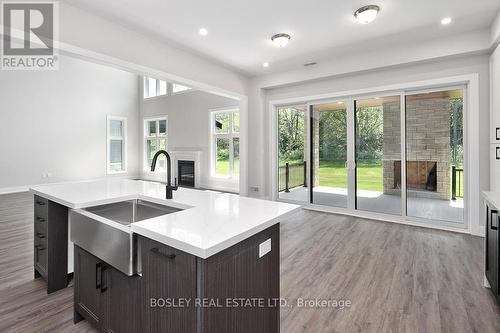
(279, 186, 464, 223)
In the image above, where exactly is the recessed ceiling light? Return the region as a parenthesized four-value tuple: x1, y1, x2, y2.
(337, 101, 343, 105)
(199, 28, 208, 36)
(271, 33, 291, 48)
(354, 5, 380, 24)
(263, 62, 269, 68)
(441, 17, 452, 25)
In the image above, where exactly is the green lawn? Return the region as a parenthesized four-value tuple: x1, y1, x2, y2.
(216, 159, 239, 176)
(318, 160, 383, 191)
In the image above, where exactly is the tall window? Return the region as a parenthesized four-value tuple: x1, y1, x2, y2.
(211, 109, 239, 178)
(172, 83, 192, 94)
(144, 117, 167, 170)
(143, 77, 167, 99)
(107, 116, 127, 174)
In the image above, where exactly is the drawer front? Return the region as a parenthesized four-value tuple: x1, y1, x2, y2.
(34, 196, 48, 219)
(34, 215, 48, 234)
(35, 239, 48, 274)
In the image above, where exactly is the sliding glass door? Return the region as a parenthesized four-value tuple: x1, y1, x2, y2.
(355, 96, 401, 215)
(276, 86, 466, 227)
(311, 101, 349, 208)
(405, 88, 464, 223)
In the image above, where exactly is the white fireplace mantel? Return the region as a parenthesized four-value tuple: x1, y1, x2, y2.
(169, 150, 202, 188)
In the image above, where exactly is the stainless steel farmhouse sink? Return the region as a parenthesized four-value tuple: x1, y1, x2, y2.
(70, 200, 181, 275)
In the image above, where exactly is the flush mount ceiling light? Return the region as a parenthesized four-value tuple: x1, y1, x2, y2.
(271, 33, 291, 47)
(354, 5, 380, 24)
(263, 62, 270, 68)
(441, 17, 452, 25)
(199, 28, 208, 36)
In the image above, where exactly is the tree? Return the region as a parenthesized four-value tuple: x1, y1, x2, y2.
(278, 107, 305, 165)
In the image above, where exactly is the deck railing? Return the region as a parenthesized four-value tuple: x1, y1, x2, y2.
(279, 161, 307, 192)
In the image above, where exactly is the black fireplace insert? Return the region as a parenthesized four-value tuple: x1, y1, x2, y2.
(178, 160, 195, 187)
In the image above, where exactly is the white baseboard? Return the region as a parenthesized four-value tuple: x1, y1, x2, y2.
(472, 225, 486, 237)
(0, 185, 31, 194)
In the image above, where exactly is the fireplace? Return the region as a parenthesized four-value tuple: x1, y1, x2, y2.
(393, 161, 437, 191)
(178, 160, 195, 187)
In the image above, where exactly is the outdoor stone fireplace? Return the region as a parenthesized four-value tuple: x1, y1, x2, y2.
(383, 97, 451, 200)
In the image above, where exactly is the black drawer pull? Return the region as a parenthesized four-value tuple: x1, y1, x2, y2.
(496, 127, 500, 140)
(496, 147, 500, 160)
(96, 263, 102, 289)
(36, 217, 46, 223)
(491, 210, 498, 230)
(36, 245, 46, 251)
(100, 264, 108, 293)
(36, 232, 46, 239)
(151, 247, 176, 260)
(36, 200, 46, 206)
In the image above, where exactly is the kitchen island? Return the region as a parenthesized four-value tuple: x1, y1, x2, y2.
(30, 179, 299, 333)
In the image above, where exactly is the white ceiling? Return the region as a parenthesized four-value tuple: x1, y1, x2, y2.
(66, 0, 500, 77)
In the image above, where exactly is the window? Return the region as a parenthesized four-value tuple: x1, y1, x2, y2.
(172, 83, 192, 94)
(143, 77, 167, 99)
(107, 116, 127, 174)
(211, 109, 239, 178)
(144, 117, 167, 170)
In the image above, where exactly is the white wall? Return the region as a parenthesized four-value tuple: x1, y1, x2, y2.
(247, 55, 490, 230)
(0, 55, 139, 190)
(140, 89, 239, 191)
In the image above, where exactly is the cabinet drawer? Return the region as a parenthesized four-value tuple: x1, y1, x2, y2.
(35, 243, 48, 274)
(34, 196, 48, 219)
(34, 215, 47, 234)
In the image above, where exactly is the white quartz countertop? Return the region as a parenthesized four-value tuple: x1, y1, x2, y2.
(482, 191, 500, 209)
(30, 179, 300, 258)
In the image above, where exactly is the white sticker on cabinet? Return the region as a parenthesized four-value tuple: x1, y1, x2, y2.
(259, 238, 271, 258)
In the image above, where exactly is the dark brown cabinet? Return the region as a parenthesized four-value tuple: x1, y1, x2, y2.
(140, 237, 197, 332)
(74, 246, 103, 327)
(485, 203, 499, 302)
(33, 195, 69, 294)
(75, 224, 280, 333)
(74, 246, 143, 333)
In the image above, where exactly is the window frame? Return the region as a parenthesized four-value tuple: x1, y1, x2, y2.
(143, 77, 167, 99)
(171, 83, 193, 95)
(143, 116, 168, 172)
(210, 108, 240, 179)
(106, 115, 127, 174)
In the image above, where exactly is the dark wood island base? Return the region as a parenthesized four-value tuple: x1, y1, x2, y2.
(73, 223, 280, 333)
(33, 195, 71, 294)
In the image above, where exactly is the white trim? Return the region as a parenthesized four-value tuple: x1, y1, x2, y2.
(269, 74, 480, 235)
(106, 115, 127, 174)
(0, 185, 31, 195)
(171, 83, 193, 95)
